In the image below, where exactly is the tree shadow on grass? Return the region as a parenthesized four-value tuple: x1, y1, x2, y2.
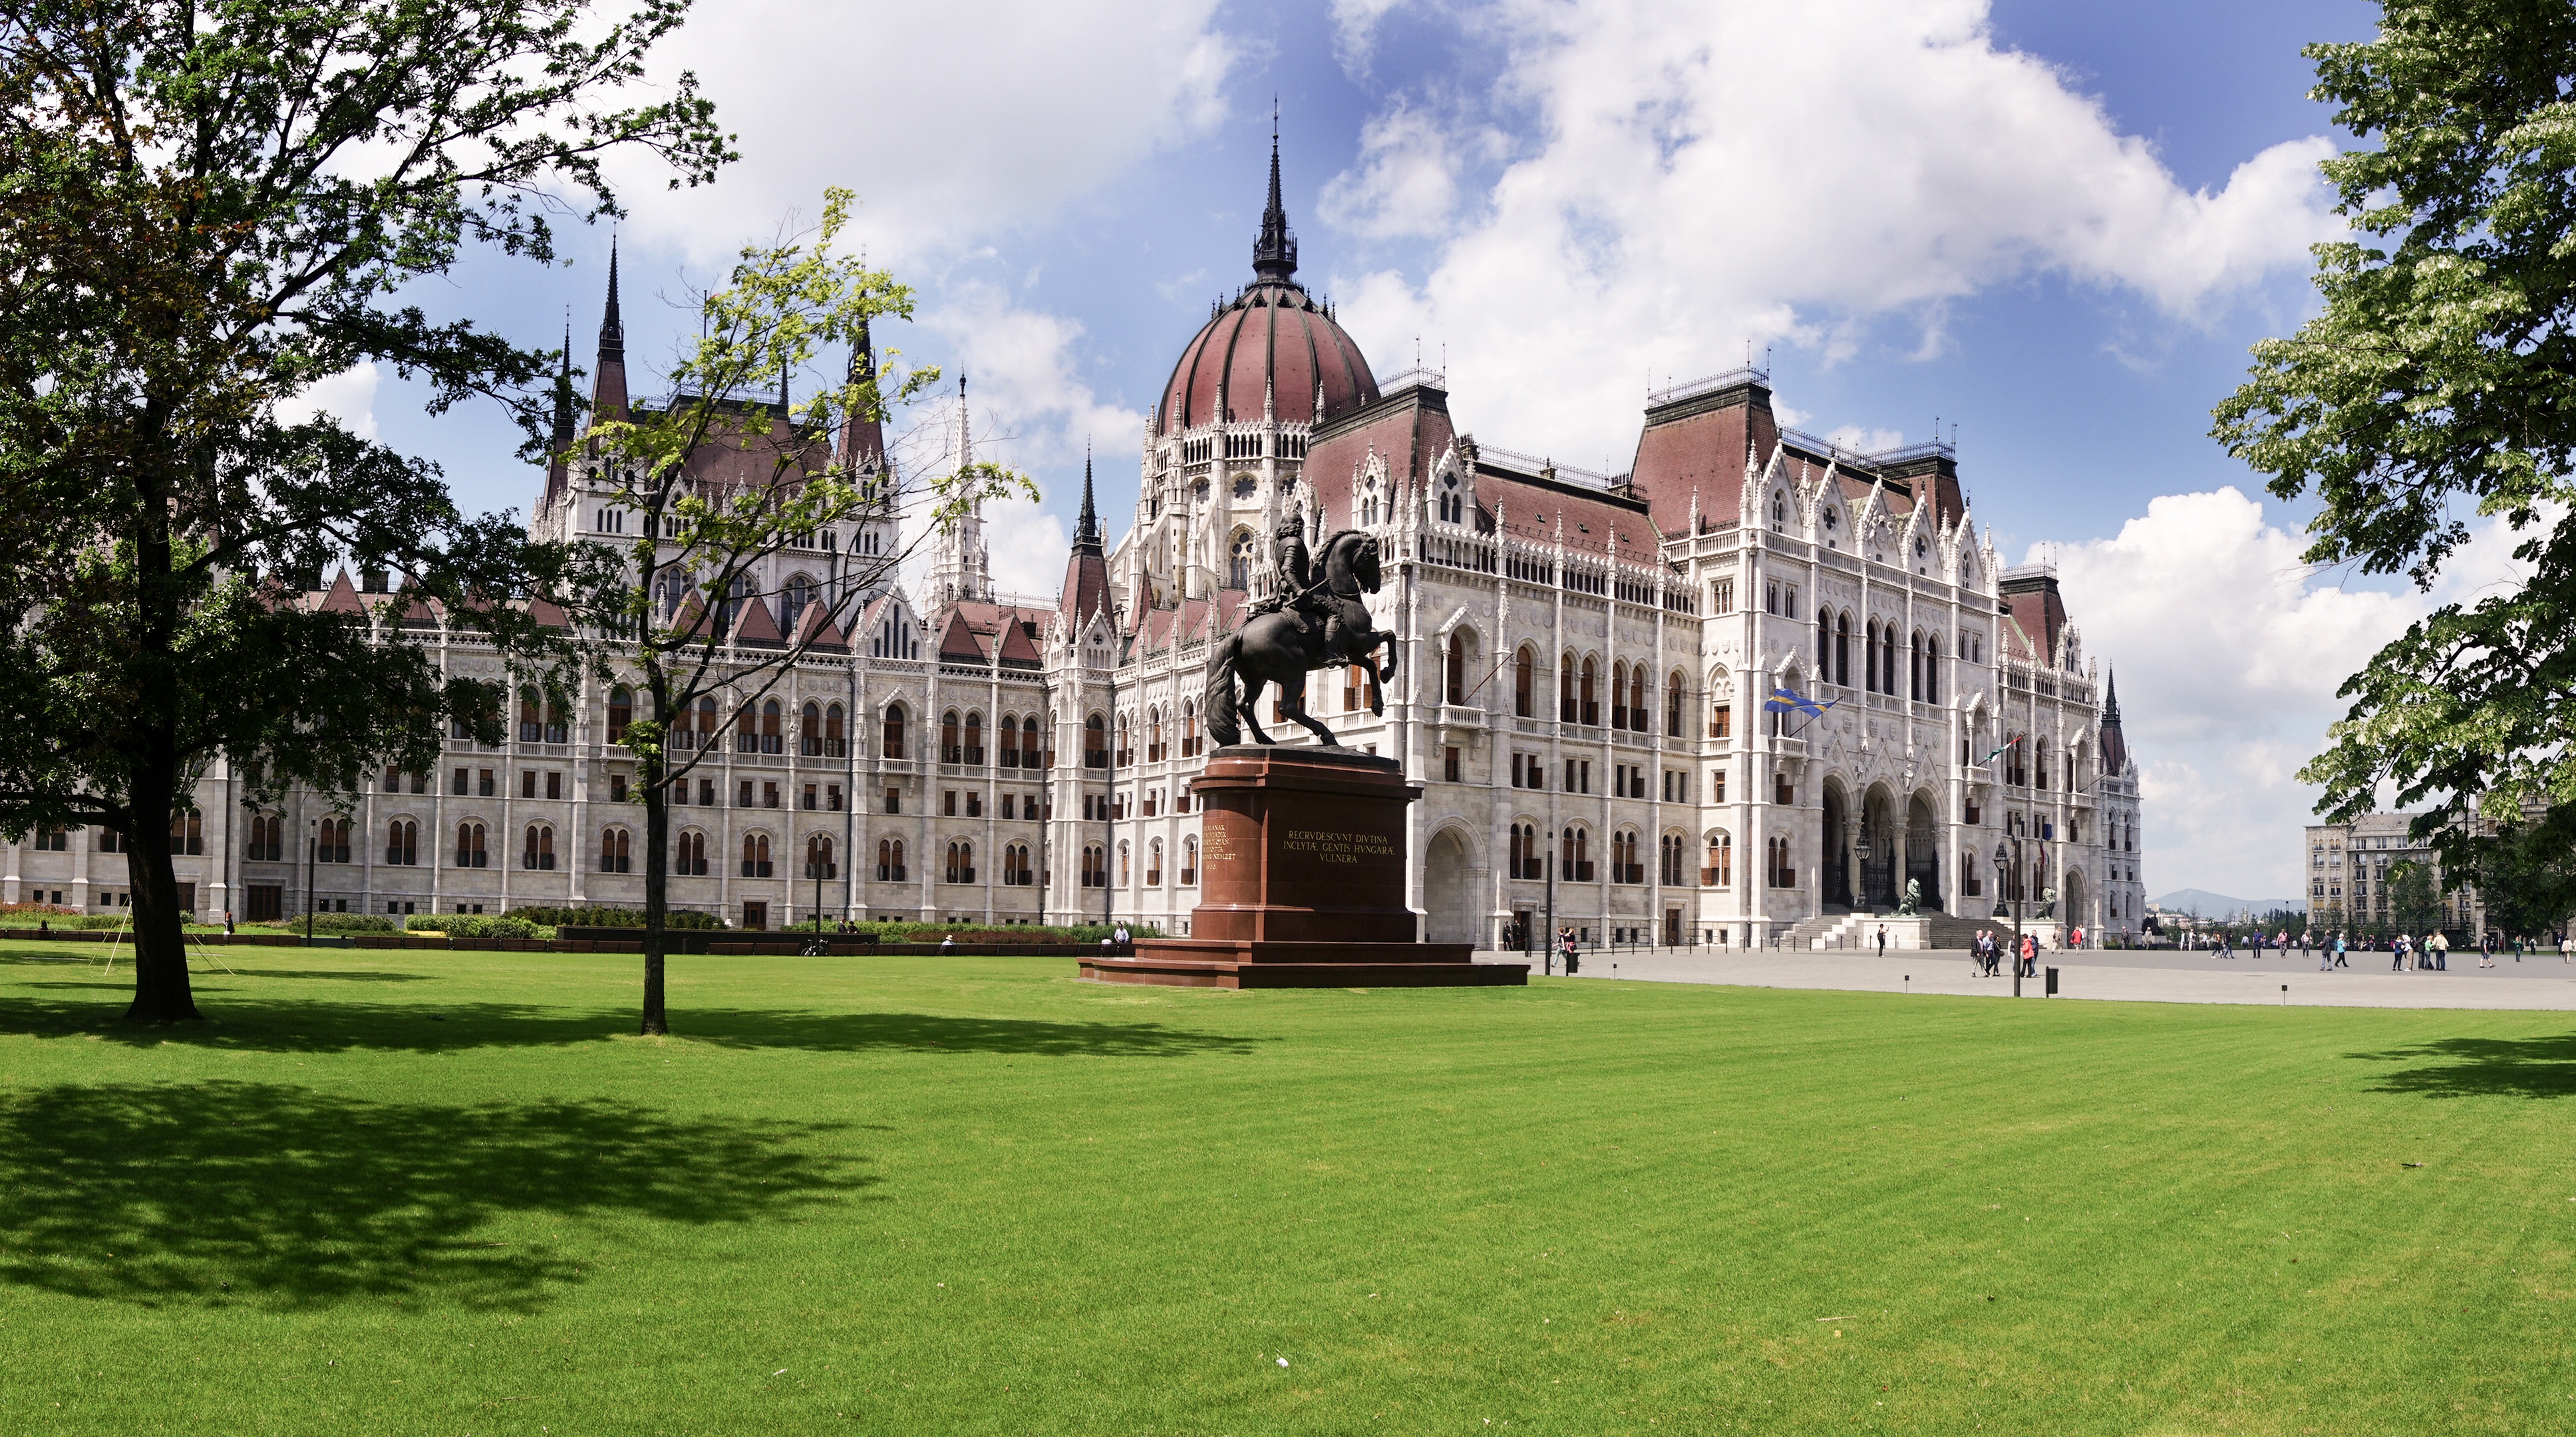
(2345, 1032, 2576, 1098)
(0, 995, 1265, 1060)
(0, 1081, 868, 1312)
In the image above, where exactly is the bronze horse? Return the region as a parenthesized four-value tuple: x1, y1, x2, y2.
(1206, 529, 1397, 746)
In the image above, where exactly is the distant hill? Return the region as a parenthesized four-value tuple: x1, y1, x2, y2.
(2152, 887, 2305, 917)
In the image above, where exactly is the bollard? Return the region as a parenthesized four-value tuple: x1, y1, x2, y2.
(2044, 965, 2058, 997)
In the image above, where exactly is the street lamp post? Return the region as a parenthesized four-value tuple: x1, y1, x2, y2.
(1993, 836, 2024, 997)
(305, 816, 319, 944)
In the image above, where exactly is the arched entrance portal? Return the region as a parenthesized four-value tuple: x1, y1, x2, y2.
(1905, 792, 1942, 909)
(1860, 785, 1898, 910)
(2062, 868, 2089, 933)
(1423, 828, 1480, 946)
(1821, 782, 1852, 911)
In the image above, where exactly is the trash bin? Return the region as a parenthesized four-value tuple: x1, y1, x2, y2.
(2044, 965, 2059, 997)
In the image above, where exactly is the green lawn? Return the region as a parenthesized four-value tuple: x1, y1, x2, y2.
(0, 943, 2568, 1434)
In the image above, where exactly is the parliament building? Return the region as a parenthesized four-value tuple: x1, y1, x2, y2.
(1, 148, 2145, 948)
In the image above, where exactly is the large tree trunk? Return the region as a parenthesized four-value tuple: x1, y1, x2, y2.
(122, 794, 199, 1023)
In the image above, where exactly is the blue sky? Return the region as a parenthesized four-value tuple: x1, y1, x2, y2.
(323, 0, 2418, 899)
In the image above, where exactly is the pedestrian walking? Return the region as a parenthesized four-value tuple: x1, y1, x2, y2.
(2392, 934, 2408, 973)
(1875, 924, 1888, 958)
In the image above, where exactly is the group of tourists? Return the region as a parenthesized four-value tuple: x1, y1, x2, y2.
(1969, 929, 2036, 978)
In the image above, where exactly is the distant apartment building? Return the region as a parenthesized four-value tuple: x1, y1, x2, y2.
(2304, 812, 2486, 934)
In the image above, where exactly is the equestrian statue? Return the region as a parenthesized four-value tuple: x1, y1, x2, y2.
(1206, 510, 1398, 746)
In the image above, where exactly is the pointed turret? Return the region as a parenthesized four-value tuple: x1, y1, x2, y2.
(1061, 443, 1112, 628)
(589, 239, 629, 422)
(544, 320, 576, 504)
(925, 374, 991, 606)
(1251, 112, 1298, 281)
(834, 316, 886, 475)
(2100, 670, 2129, 776)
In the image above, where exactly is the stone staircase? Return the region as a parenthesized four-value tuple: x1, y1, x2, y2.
(1774, 909, 1991, 951)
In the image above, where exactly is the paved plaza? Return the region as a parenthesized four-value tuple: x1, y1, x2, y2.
(1478, 944, 2576, 1009)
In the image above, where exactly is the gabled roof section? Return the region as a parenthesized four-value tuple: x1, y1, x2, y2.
(790, 601, 849, 653)
(1999, 570, 2070, 665)
(318, 570, 365, 616)
(730, 593, 785, 648)
(1627, 369, 1778, 534)
(937, 609, 988, 662)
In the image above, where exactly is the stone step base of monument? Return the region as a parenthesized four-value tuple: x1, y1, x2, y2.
(1083, 939, 1530, 989)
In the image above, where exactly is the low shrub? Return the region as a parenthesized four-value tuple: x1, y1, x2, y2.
(775, 919, 1162, 944)
(0, 910, 130, 930)
(404, 914, 548, 941)
(242, 912, 399, 935)
(506, 905, 724, 930)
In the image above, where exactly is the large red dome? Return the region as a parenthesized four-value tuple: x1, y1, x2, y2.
(1157, 278, 1377, 435)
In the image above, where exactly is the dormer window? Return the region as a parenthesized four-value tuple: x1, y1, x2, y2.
(1772, 492, 1786, 531)
(1822, 508, 1838, 548)
(1438, 472, 1464, 524)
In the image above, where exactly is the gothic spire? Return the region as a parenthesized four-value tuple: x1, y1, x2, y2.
(1072, 440, 1103, 554)
(589, 238, 629, 420)
(2103, 670, 2122, 724)
(1251, 110, 1298, 281)
(598, 238, 624, 361)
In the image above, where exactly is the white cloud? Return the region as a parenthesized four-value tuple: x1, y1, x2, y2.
(1327, 0, 2341, 464)
(1321, 102, 1490, 240)
(909, 285, 1150, 602)
(276, 363, 381, 441)
(612, 0, 1236, 265)
(2049, 488, 2526, 902)
(1330, 0, 1412, 76)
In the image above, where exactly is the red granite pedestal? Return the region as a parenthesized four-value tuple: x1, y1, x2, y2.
(1081, 745, 1529, 989)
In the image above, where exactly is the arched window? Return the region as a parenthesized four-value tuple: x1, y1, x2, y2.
(735, 698, 759, 753)
(1116, 713, 1133, 766)
(1118, 841, 1132, 887)
(1611, 661, 1629, 729)
(1147, 839, 1164, 886)
(1040, 712, 1056, 768)
(673, 831, 708, 877)
(1659, 833, 1686, 886)
(876, 838, 907, 881)
(319, 818, 351, 864)
(1880, 624, 1897, 696)
(2035, 738, 2050, 791)
(826, 702, 846, 756)
(455, 822, 487, 868)
(1148, 707, 1165, 762)
(522, 824, 556, 871)
(607, 687, 633, 744)
(1705, 832, 1733, 887)
(1864, 622, 1879, 693)
(964, 711, 985, 765)
(1561, 826, 1593, 881)
(1360, 474, 1381, 526)
(1438, 470, 1464, 524)
(1000, 715, 1022, 768)
(1817, 612, 1832, 678)
(1627, 664, 1647, 732)
(385, 819, 418, 867)
(1909, 631, 1923, 701)
(1611, 830, 1641, 885)
(944, 841, 975, 884)
(1446, 633, 1468, 705)
(1181, 836, 1199, 885)
(805, 834, 836, 879)
(1182, 701, 1200, 758)
(1510, 823, 1542, 880)
(783, 573, 814, 631)
(1081, 844, 1106, 888)
(519, 687, 543, 743)
(545, 694, 567, 744)
(1835, 612, 1851, 687)
(600, 827, 631, 873)
(760, 699, 782, 754)
(1580, 657, 1599, 726)
(883, 703, 907, 759)
(1228, 530, 1255, 590)
(1084, 713, 1106, 768)
(1003, 843, 1035, 886)
(1514, 646, 1535, 718)
(1924, 636, 1941, 705)
(740, 833, 772, 878)
(1559, 650, 1577, 719)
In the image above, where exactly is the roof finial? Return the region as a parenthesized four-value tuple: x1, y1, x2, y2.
(1252, 108, 1297, 281)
